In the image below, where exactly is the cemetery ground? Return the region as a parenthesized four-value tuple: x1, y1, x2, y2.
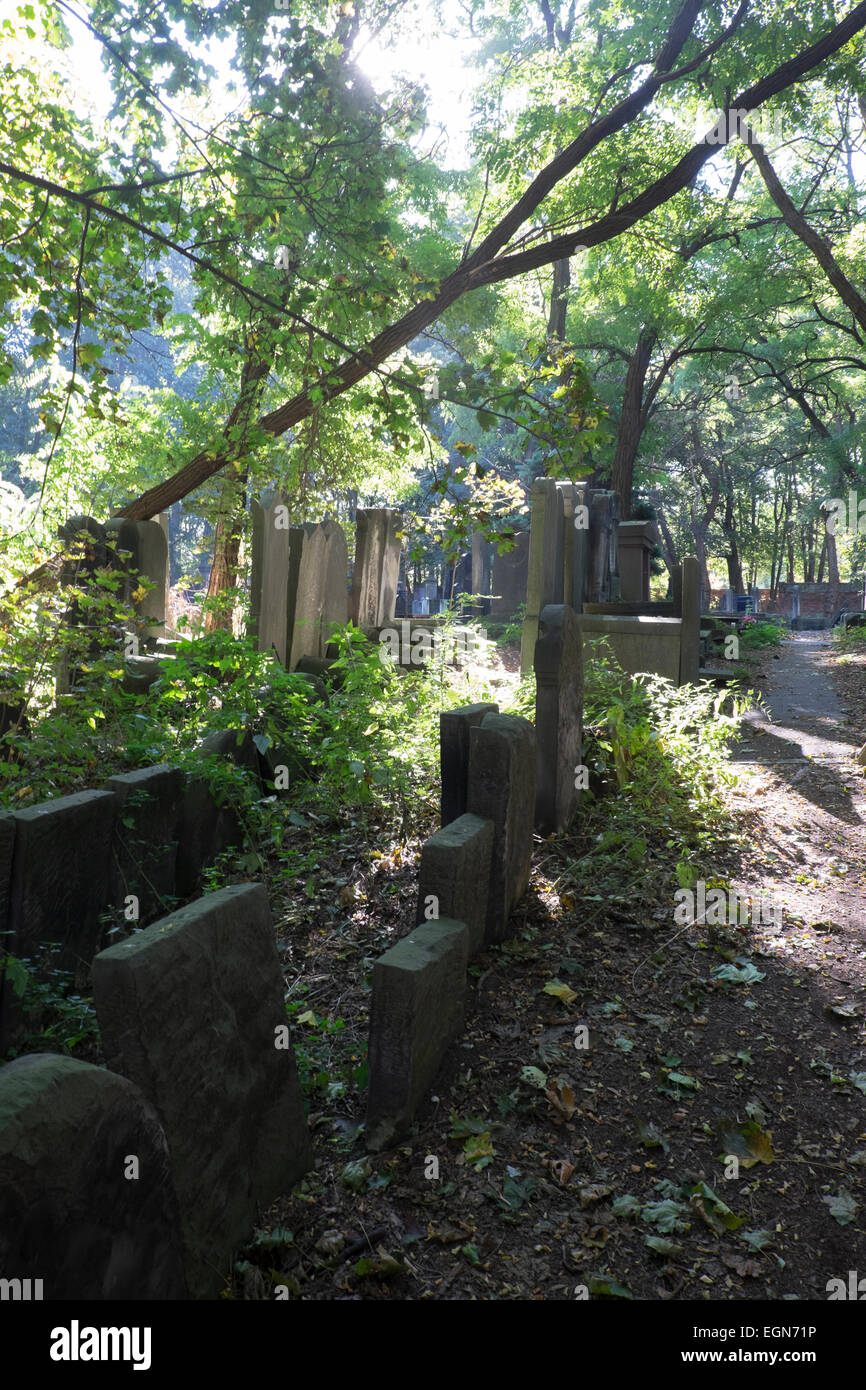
(4, 620, 866, 1300)
(226, 627, 866, 1302)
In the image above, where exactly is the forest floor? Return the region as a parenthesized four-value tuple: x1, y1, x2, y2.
(234, 631, 866, 1302)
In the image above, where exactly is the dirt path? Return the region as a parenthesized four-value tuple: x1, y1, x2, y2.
(731, 632, 866, 955)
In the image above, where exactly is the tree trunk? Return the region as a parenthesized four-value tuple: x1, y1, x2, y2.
(610, 328, 656, 518)
(204, 472, 248, 634)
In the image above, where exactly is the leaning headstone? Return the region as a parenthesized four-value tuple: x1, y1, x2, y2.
(416, 814, 493, 957)
(534, 604, 583, 835)
(490, 531, 530, 619)
(350, 508, 402, 627)
(0, 1053, 186, 1299)
(466, 713, 536, 943)
(679, 556, 701, 685)
(521, 479, 565, 672)
(367, 918, 470, 1149)
(105, 765, 184, 927)
(440, 703, 498, 826)
(249, 492, 290, 661)
(9, 790, 115, 979)
(92, 883, 313, 1299)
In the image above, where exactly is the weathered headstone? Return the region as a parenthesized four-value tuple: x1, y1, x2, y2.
(319, 518, 349, 654)
(174, 730, 257, 895)
(0, 813, 17, 1050)
(0, 811, 14, 941)
(104, 518, 167, 638)
(105, 765, 184, 927)
(521, 479, 565, 672)
(490, 531, 530, 619)
(470, 532, 492, 615)
(466, 713, 536, 942)
(9, 790, 115, 978)
(440, 703, 499, 826)
(285, 520, 349, 669)
(57, 516, 108, 692)
(367, 918, 470, 1149)
(585, 489, 620, 604)
(721, 587, 735, 613)
(350, 508, 402, 628)
(92, 883, 313, 1299)
(679, 556, 701, 685)
(534, 604, 583, 835)
(0, 1053, 186, 1299)
(416, 814, 493, 957)
(249, 492, 290, 661)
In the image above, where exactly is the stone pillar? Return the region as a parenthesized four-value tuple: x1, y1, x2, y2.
(616, 520, 656, 602)
(466, 712, 536, 942)
(679, 556, 701, 685)
(350, 508, 402, 627)
(470, 532, 492, 616)
(585, 489, 621, 604)
(248, 492, 290, 661)
(534, 604, 583, 835)
(520, 479, 565, 673)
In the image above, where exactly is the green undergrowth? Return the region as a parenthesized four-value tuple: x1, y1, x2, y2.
(544, 638, 751, 905)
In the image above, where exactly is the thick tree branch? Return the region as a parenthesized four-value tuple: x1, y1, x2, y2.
(109, 0, 866, 518)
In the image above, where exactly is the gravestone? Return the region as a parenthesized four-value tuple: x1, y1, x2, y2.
(416, 814, 493, 957)
(105, 765, 184, 927)
(174, 729, 258, 895)
(534, 604, 583, 835)
(520, 479, 565, 673)
(57, 516, 109, 693)
(679, 556, 701, 685)
(555, 482, 584, 614)
(466, 712, 536, 942)
(470, 532, 492, 615)
(367, 918, 470, 1149)
(319, 518, 349, 654)
(249, 492, 290, 661)
(105, 518, 167, 639)
(617, 520, 656, 603)
(9, 790, 115, 979)
(92, 883, 313, 1299)
(0, 1053, 186, 1299)
(440, 703, 498, 826)
(0, 811, 13, 940)
(490, 531, 529, 619)
(286, 521, 349, 669)
(585, 489, 620, 604)
(0, 813, 16, 1050)
(350, 508, 401, 628)
(721, 587, 735, 613)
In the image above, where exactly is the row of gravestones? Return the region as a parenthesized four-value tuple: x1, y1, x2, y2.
(364, 602, 582, 1146)
(0, 883, 312, 1299)
(0, 710, 324, 1039)
(249, 497, 401, 668)
(0, 604, 582, 1298)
